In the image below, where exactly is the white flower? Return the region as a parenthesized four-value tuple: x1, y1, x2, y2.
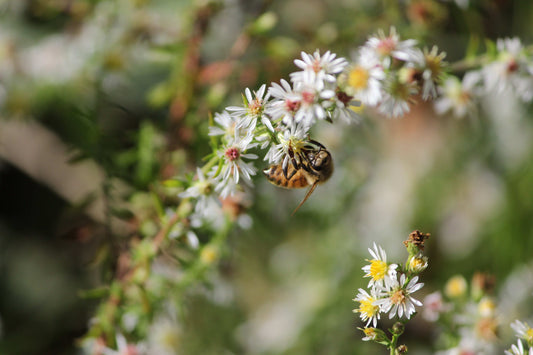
(378, 78, 416, 118)
(353, 288, 381, 327)
(211, 132, 258, 198)
(413, 46, 447, 100)
(226, 84, 273, 131)
(343, 47, 385, 106)
(434, 71, 481, 118)
(361, 243, 398, 290)
(422, 291, 450, 322)
(290, 50, 347, 85)
(364, 27, 419, 68)
(268, 75, 335, 130)
(329, 89, 362, 124)
(482, 37, 533, 102)
(263, 121, 309, 167)
(208, 110, 239, 141)
(511, 320, 533, 343)
(267, 79, 302, 122)
(375, 274, 424, 320)
(505, 339, 533, 355)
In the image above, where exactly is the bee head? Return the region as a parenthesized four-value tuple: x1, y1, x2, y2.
(308, 149, 332, 171)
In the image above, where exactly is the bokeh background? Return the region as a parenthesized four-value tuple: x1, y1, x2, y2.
(1, 0, 533, 354)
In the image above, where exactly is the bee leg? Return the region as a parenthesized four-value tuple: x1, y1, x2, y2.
(288, 149, 300, 171)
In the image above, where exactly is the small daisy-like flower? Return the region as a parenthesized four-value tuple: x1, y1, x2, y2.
(364, 27, 419, 68)
(358, 327, 388, 342)
(512, 320, 533, 344)
(180, 168, 217, 205)
(341, 47, 385, 106)
(414, 46, 447, 100)
(378, 75, 417, 118)
(434, 71, 481, 118)
(212, 133, 258, 198)
(268, 79, 302, 122)
(505, 339, 533, 355)
(330, 88, 362, 124)
(423, 291, 450, 322)
(360, 327, 379, 341)
(226, 84, 273, 132)
(482, 37, 533, 102)
(209, 110, 240, 141)
(362, 243, 398, 290)
(268, 75, 334, 129)
(375, 274, 424, 320)
(290, 50, 347, 85)
(353, 288, 381, 327)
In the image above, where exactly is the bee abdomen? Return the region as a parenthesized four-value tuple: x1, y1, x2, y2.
(263, 165, 309, 189)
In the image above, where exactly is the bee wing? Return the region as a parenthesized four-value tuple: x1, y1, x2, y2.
(291, 180, 319, 216)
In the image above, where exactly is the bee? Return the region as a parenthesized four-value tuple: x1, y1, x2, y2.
(263, 140, 333, 215)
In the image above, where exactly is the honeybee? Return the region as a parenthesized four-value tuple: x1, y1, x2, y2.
(263, 140, 333, 215)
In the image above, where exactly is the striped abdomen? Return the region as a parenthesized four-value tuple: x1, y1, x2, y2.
(263, 164, 314, 189)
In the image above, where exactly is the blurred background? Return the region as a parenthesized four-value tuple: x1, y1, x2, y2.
(0, 0, 533, 354)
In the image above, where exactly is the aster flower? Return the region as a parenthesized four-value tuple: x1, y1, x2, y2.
(506, 339, 533, 355)
(434, 71, 481, 118)
(330, 88, 362, 124)
(422, 291, 450, 322)
(353, 288, 381, 327)
(226, 84, 273, 132)
(482, 37, 533, 102)
(374, 274, 424, 320)
(290, 50, 348, 85)
(267, 79, 303, 123)
(378, 75, 417, 118)
(512, 320, 533, 345)
(362, 243, 398, 290)
(268, 74, 335, 130)
(341, 47, 385, 107)
(179, 167, 218, 210)
(263, 121, 309, 171)
(364, 27, 419, 68)
(208, 110, 240, 141)
(413, 46, 447, 100)
(211, 132, 258, 198)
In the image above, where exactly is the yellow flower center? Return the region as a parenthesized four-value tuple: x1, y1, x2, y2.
(358, 297, 379, 318)
(348, 66, 369, 90)
(369, 259, 388, 281)
(526, 328, 533, 342)
(363, 327, 378, 339)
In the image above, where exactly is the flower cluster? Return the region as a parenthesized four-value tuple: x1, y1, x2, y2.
(425, 273, 500, 354)
(353, 230, 429, 352)
(435, 37, 533, 118)
(339, 27, 447, 117)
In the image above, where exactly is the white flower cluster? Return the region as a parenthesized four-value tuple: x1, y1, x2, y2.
(436, 37, 533, 118)
(179, 30, 533, 232)
(353, 243, 425, 330)
(179, 29, 448, 228)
